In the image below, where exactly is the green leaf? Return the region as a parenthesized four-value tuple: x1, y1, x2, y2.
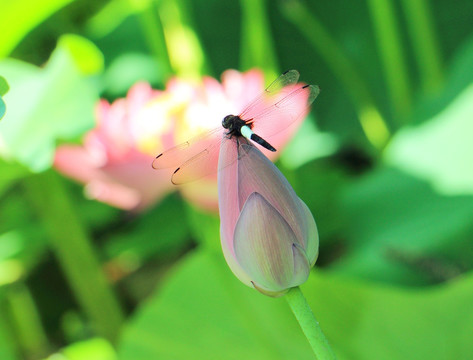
(0, 76, 7, 120)
(0, 190, 48, 278)
(0, 0, 74, 57)
(102, 53, 163, 97)
(60, 338, 117, 360)
(0, 160, 28, 197)
(0, 306, 18, 360)
(57, 34, 104, 75)
(0, 98, 5, 121)
(104, 194, 191, 262)
(304, 269, 473, 360)
(385, 83, 473, 195)
(333, 167, 473, 285)
(184, 203, 220, 251)
(118, 250, 314, 360)
(0, 76, 8, 96)
(117, 249, 473, 360)
(0, 35, 102, 171)
(279, 117, 339, 170)
(292, 160, 348, 243)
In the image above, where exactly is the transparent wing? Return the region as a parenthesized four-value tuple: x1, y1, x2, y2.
(171, 136, 252, 185)
(152, 126, 223, 170)
(153, 70, 319, 184)
(169, 135, 223, 185)
(251, 84, 320, 139)
(239, 69, 300, 121)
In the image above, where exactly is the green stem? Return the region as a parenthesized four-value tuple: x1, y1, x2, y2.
(285, 287, 337, 360)
(281, 0, 390, 150)
(367, 0, 412, 120)
(5, 283, 49, 358)
(0, 295, 20, 359)
(23, 171, 124, 343)
(240, 0, 279, 79)
(139, 1, 173, 78)
(400, 0, 443, 94)
(158, 0, 207, 79)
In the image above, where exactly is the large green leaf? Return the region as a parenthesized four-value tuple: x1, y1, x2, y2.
(118, 249, 473, 360)
(332, 167, 473, 285)
(304, 268, 473, 360)
(385, 83, 473, 195)
(384, 33, 473, 195)
(0, 34, 103, 171)
(0, 0, 74, 57)
(118, 250, 314, 360)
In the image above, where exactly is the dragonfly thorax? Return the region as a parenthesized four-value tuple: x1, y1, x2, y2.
(222, 115, 249, 136)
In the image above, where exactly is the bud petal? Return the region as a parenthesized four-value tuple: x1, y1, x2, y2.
(234, 192, 298, 292)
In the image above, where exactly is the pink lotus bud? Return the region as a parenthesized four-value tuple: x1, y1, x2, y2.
(218, 139, 318, 297)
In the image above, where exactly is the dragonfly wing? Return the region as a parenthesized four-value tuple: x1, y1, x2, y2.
(251, 84, 320, 139)
(170, 135, 224, 185)
(172, 135, 254, 184)
(239, 70, 301, 121)
(152, 126, 223, 170)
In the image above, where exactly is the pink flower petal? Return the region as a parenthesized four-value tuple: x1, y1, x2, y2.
(54, 145, 105, 183)
(55, 145, 173, 211)
(85, 180, 141, 210)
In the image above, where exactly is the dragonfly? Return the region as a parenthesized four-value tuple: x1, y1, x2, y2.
(152, 70, 320, 184)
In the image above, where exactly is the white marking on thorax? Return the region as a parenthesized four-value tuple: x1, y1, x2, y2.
(240, 125, 254, 140)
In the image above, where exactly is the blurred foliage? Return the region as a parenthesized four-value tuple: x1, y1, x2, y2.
(0, 76, 8, 120)
(0, 0, 472, 359)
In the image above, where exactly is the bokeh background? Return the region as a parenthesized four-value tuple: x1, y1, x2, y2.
(1, 0, 473, 359)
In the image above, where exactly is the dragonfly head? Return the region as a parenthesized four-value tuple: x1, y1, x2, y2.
(222, 115, 237, 130)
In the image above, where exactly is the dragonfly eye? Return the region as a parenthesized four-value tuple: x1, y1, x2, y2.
(222, 115, 233, 129)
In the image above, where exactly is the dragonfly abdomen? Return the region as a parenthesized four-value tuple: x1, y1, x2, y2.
(240, 125, 276, 152)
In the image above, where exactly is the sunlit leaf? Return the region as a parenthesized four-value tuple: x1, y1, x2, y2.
(60, 338, 117, 360)
(58, 34, 104, 75)
(385, 83, 473, 195)
(0, 35, 102, 171)
(0, 0, 74, 57)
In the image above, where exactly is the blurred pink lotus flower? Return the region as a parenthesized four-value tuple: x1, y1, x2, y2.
(54, 69, 309, 211)
(54, 82, 174, 210)
(218, 139, 318, 297)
